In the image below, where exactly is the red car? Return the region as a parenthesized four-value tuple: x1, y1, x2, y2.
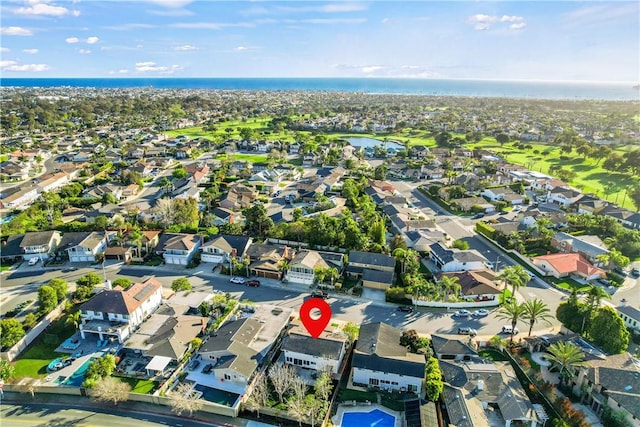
(247, 280, 261, 287)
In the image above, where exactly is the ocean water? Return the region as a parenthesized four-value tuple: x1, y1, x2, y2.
(1, 77, 638, 101)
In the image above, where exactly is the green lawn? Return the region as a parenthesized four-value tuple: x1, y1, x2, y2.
(216, 153, 269, 163)
(117, 377, 159, 394)
(337, 389, 377, 402)
(547, 277, 591, 292)
(12, 315, 76, 380)
(479, 349, 509, 361)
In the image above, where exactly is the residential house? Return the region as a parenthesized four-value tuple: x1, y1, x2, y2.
(78, 277, 163, 343)
(84, 204, 124, 224)
(616, 303, 640, 334)
(247, 244, 294, 280)
(64, 231, 108, 263)
(595, 205, 640, 230)
(282, 323, 348, 378)
(531, 253, 605, 280)
(481, 187, 524, 205)
(195, 304, 292, 394)
(36, 172, 69, 194)
(572, 352, 640, 427)
(440, 359, 540, 427)
(547, 187, 583, 207)
(211, 207, 235, 225)
(410, 145, 430, 160)
(201, 234, 253, 265)
(429, 242, 488, 273)
(350, 322, 426, 393)
(362, 269, 395, 291)
(346, 250, 395, 278)
(550, 232, 609, 266)
(129, 162, 154, 178)
(430, 335, 478, 361)
(451, 197, 496, 213)
(83, 184, 124, 201)
(285, 249, 330, 285)
(575, 194, 606, 215)
(220, 183, 258, 210)
(530, 178, 567, 193)
(0, 234, 26, 262)
(437, 270, 501, 301)
(0, 186, 39, 209)
(0, 161, 29, 180)
(155, 233, 203, 265)
(405, 230, 448, 253)
(73, 151, 92, 162)
(19, 231, 61, 261)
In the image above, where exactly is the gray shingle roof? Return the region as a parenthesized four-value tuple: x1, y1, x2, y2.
(19, 231, 58, 248)
(282, 333, 344, 359)
(349, 251, 395, 268)
(362, 269, 394, 284)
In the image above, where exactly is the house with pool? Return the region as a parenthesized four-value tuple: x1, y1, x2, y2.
(350, 322, 425, 394)
(78, 277, 163, 344)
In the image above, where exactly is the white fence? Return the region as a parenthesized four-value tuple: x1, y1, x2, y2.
(412, 299, 500, 308)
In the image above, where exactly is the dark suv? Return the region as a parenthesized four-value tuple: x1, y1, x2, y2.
(397, 305, 414, 313)
(310, 291, 329, 299)
(247, 280, 261, 287)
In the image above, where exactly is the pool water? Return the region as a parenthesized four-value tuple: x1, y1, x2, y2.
(193, 384, 239, 406)
(341, 409, 396, 427)
(345, 137, 404, 151)
(63, 358, 94, 387)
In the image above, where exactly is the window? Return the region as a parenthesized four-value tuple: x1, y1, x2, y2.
(369, 378, 379, 386)
(224, 374, 231, 380)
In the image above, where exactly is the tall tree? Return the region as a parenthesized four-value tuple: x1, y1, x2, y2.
(496, 300, 526, 342)
(589, 306, 630, 354)
(268, 363, 296, 404)
(47, 278, 68, 302)
(169, 383, 203, 416)
(38, 285, 58, 314)
(497, 265, 530, 301)
(245, 373, 269, 418)
(521, 298, 553, 337)
(545, 341, 586, 387)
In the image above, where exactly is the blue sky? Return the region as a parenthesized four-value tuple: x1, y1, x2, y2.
(0, 1, 638, 81)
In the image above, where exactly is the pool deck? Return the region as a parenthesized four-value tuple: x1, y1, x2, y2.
(332, 403, 402, 427)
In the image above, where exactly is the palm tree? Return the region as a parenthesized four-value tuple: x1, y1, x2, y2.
(545, 341, 586, 387)
(65, 310, 82, 329)
(393, 248, 408, 274)
(497, 265, 530, 302)
(496, 300, 526, 343)
(583, 285, 611, 332)
(438, 275, 461, 301)
(521, 298, 553, 337)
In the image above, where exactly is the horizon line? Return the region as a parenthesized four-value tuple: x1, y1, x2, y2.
(1, 76, 637, 85)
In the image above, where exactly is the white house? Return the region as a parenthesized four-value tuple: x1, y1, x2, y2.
(78, 277, 163, 343)
(285, 249, 330, 286)
(66, 231, 107, 263)
(36, 172, 69, 194)
(350, 322, 425, 393)
(155, 233, 203, 265)
(282, 324, 348, 378)
(616, 304, 640, 333)
(201, 234, 252, 265)
(0, 186, 39, 209)
(547, 187, 583, 207)
(481, 187, 524, 205)
(19, 230, 61, 261)
(429, 242, 488, 273)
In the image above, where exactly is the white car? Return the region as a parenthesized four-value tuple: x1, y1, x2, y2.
(473, 309, 490, 317)
(28, 257, 40, 266)
(453, 310, 471, 317)
(230, 277, 246, 284)
(502, 325, 520, 335)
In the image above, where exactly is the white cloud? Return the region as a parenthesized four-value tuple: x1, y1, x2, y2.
(170, 22, 253, 30)
(119, 69, 129, 74)
(14, 2, 69, 17)
(78, 49, 91, 54)
(135, 61, 182, 74)
(146, 0, 192, 8)
(149, 8, 193, 17)
(1, 26, 33, 36)
(72, 10, 80, 17)
(361, 65, 384, 74)
(0, 47, 10, 53)
(66, 37, 79, 43)
(381, 18, 390, 25)
(101, 23, 156, 31)
(1, 60, 50, 72)
(174, 44, 197, 51)
(321, 3, 367, 13)
(23, 48, 39, 54)
(86, 36, 99, 44)
(234, 46, 248, 51)
(466, 14, 525, 30)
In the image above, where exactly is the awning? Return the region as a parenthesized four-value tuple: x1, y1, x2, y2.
(145, 355, 172, 372)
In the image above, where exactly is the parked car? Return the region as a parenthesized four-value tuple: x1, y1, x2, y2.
(397, 305, 414, 313)
(631, 268, 640, 278)
(230, 276, 246, 284)
(501, 325, 520, 335)
(472, 213, 485, 219)
(247, 280, 261, 287)
(473, 309, 489, 317)
(310, 291, 329, 299)
(453, 310, 471, 317)
(596, 278, 612, 286)
(458, 327, 477, 336)
(28, 257, 40, 266)
(614, 267, 628, 277)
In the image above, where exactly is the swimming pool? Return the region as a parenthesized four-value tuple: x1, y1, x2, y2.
(341, 408, 396, 427)
(193, 384, 239, 406)
(63, 358, 94, 387)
